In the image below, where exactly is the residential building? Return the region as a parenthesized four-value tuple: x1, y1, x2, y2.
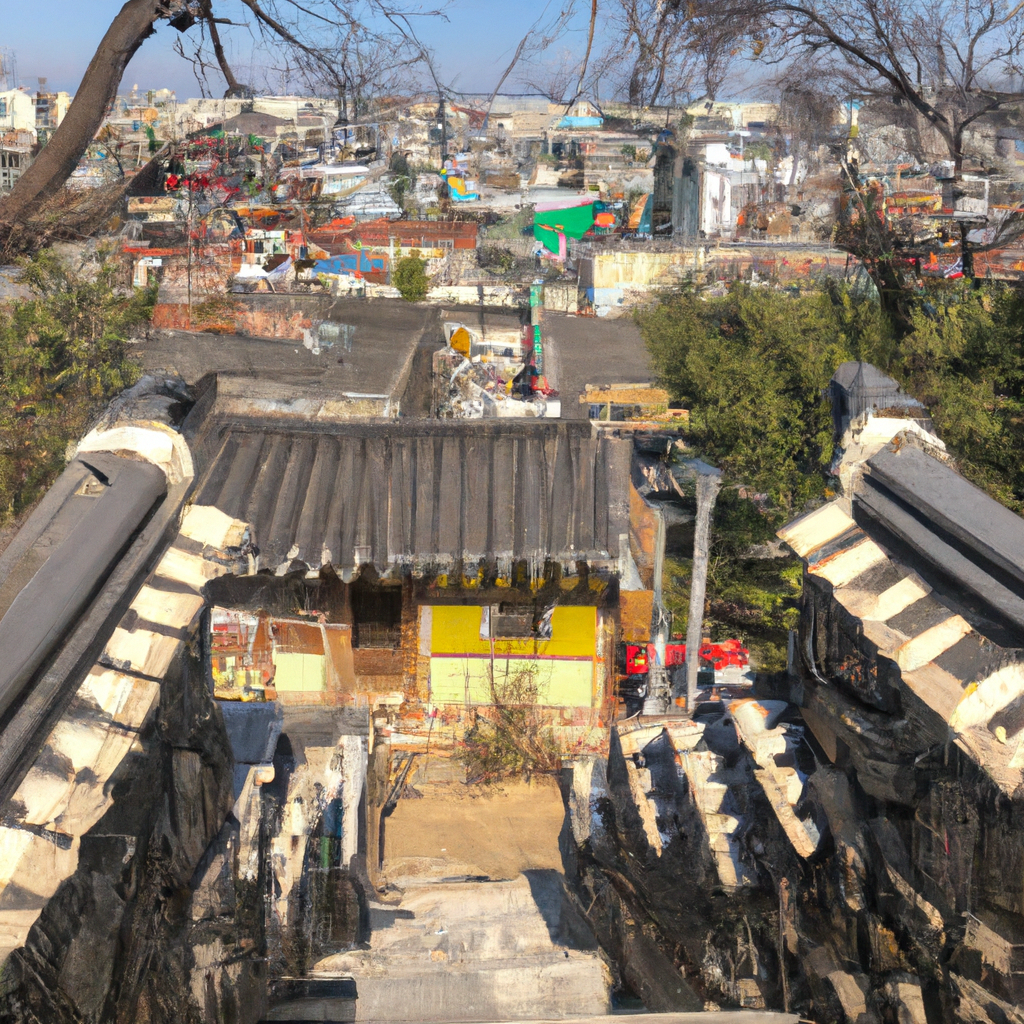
(0, 88, 36, 133)
(0, 129, 32, 191)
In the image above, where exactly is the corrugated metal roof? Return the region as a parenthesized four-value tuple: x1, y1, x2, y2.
(194, 419, 631, 574)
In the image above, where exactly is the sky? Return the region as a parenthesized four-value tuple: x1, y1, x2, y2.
(1, 0, 593, 100)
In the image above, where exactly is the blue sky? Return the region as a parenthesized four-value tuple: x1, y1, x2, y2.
(2, 0, 591, 99)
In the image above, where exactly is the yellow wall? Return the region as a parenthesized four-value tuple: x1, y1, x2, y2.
(429, 606, 596, 707)
(593, 250, 697, 289)
(273, 651, 326, 692)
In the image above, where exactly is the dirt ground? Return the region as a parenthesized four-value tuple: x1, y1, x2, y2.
(382, 776, 566, 881)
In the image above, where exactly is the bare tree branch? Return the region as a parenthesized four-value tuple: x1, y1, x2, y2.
(567, 0, 598, 109)
(483, 2, 577, 126)
(0, 0, 446, 242)
(751, 0, 1024, 170)
(200, 0, 248, 96)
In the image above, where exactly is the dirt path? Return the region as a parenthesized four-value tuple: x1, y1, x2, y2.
(383, 776, 566, 881)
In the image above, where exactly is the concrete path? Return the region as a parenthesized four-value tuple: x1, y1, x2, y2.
(308, 874, 610, 1023)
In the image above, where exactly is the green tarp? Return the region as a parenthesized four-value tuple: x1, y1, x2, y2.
(533, 204, 595, 254)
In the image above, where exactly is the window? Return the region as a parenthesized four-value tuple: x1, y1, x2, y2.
(352, 585, 402, 648)
(485, 603, 533, 639)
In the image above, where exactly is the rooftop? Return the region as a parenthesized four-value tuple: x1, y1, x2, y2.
(780, 426, 1024, 795)
(139, 297, 443, 404)
(543, 313, 654, 418)
(189, 418, 632, 575)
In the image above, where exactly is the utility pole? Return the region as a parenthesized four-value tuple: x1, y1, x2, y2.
(186, 185, 194, 327)
(436, 95, 448, 166)
(682, 460, 722, 715)
(642, 507, 671, 715)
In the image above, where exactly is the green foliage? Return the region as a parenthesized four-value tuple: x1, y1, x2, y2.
(638, 285, 879, 511)
(388, 153, 416, 212)
(0, 249, 149, 524)
(478, 245, 531, 277)
(389, 151, 413, 178)
(483, 207, 535, 240)
(661, 489, 803, 672)
(880, 286, 1024, 511)
(745, 141, 773, 163)
(388, 175, 413, 211)
(393, 254, 430, 302)
(662, 551, 802, 673)
(638, 279, 1024, 668)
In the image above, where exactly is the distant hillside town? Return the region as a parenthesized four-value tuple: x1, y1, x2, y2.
(5, 73, 1024, 315)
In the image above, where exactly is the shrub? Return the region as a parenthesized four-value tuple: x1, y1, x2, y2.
(0, 248, 148, 524)
(393, 254, 429, 302)
(456, 666, 563, 784)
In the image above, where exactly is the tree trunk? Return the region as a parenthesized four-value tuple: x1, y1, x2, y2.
(866, 256, 914, 335)
(0, 0, 164, 233)
(627, 55, 645, 107)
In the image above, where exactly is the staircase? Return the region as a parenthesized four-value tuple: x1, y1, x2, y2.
(267, 874, 611, 1023)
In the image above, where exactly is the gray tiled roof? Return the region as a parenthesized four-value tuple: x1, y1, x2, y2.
(193, 419, 631, 573)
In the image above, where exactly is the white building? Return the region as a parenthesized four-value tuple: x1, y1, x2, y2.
(0, 89, 37, 133)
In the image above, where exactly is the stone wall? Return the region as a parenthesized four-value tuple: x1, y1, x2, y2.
(0, 635, 257, 1024)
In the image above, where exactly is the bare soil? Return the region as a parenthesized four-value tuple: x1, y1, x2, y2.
(383, 776, 566, 881)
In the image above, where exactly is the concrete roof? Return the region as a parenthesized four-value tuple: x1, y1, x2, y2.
(830, 361, 926, 433)
(0, 454, 167, 723)
(138, 298, 442, 404)
(831, 361, 902, 392)
(542, 313, 654, 419)
(778, 437, 1024, 795)
(222, 111, 291, 134)
(860, 441, 1024, 631)
(138, 299, 534, 411)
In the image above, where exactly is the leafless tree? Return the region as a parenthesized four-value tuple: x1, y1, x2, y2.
(530, 0, 597, 109)
(530, 47, 579, 103)
(482, 1, 578, 125)
(735, 0, 1024, 296)
(279, 21, 425, 120)
(587, 0, 742, 109)
(232, 0, 436, 118)
(0, 0, 443, 241)
(593, 0, 698, 107)
(758, 0, 1024, 172)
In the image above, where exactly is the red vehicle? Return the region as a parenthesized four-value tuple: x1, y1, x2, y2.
(625, 639, 749, 675)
